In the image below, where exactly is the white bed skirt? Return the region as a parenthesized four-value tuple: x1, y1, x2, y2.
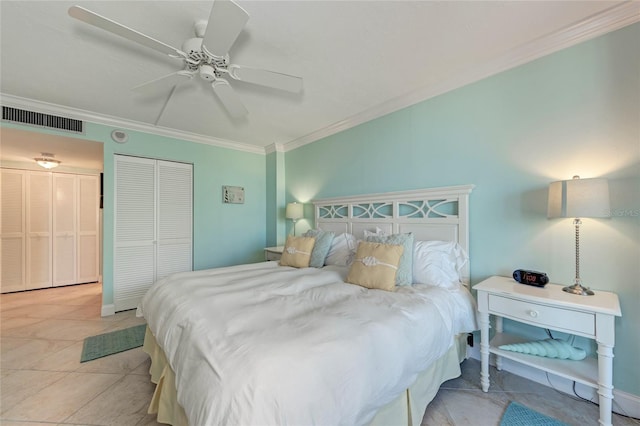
(142, 326, 465, 426)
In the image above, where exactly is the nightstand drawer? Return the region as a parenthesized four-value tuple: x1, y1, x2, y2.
(264, 246, 284, 261)
(265, 250, 282, 261)
(488, 294, 595, 336)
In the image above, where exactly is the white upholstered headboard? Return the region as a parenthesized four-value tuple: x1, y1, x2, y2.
(312, 185, 474, 286)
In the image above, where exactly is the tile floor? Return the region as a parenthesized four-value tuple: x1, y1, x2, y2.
(1, 283, 157, 426)
(427, 357, 639, 426)
(1, 283, 638, 426)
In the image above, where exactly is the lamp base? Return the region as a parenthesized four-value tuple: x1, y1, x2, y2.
(562, 284, 595, 296)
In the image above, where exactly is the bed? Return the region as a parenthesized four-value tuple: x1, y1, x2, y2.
(137, 185, 477, 426)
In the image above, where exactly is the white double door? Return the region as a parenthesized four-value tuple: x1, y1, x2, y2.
(113, 155, 193, 311)
(0, 169, 99, 293)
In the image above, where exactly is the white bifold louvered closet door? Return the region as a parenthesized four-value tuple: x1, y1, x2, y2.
(27, 172, 53, 290)
(1, 170, 26, 292)
(1, 169, 99, 293)
(52, 174, 100, 287)
(77, 175, 100, 283)
(114, 155, 192, 312)
(53, 174, 77, 286)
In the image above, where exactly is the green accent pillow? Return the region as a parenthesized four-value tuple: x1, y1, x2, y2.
(304, 229, 335, 268)
(366, 233, 414, 285)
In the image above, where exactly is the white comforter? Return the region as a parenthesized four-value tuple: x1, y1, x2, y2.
(137, 262, 477, 426)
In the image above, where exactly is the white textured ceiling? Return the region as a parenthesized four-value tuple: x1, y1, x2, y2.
(1, 1, 637, 157)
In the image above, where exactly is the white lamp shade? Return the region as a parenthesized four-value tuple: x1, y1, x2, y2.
(285, 202, 304, 220)
(547, 177, 610, 218)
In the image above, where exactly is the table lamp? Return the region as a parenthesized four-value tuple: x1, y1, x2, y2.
(286, 202, 304, 236)
(547, 176, 610, 295)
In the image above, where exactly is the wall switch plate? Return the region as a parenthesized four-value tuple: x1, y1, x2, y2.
(223, 186, 245, 204)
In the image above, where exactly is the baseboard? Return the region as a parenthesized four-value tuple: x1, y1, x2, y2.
(101, 304, 115, 317)
(467, 346, 640, 419)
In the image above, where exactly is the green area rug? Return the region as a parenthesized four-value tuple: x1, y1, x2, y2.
(81, 324, 146, 362)
(500, 402, 569, 426)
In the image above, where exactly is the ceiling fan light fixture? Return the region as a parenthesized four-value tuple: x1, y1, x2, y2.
(35, 153, 61, 169)
(199, 64, 217, 81)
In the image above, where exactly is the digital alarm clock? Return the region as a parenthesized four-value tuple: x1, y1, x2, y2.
(512, 269, 549, 287)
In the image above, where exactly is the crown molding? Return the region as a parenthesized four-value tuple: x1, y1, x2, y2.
(0, 93, 266, 155)
(283, 2, 640, 153)
(312, 184, 475, 205)
(264, 143, 285, 154)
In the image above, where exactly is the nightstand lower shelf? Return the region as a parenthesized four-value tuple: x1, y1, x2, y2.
(489, 333, 598, 388)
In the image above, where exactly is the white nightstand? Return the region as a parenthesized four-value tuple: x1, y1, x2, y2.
(264, 246, 284, 261)
(474, 275, 621, 426)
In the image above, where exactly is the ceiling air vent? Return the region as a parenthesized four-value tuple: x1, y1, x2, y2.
(2, 106, 84, 134)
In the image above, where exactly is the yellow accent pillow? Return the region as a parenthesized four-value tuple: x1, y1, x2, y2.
(346, 242, 404, 291)
(279, 236, 316, 268)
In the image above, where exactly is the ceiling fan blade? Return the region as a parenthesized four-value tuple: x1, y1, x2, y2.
(69, 5, 185, 58)
(212, 79, 248, 118)
(132, 71, 195, 95)
(227, 65, 303, 93)
(201, 0, 249, 58)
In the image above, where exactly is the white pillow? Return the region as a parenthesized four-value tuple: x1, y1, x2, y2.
(324, 233, 357, 266)
(413, 240, 468, 289)
(363, 227, 386, 238)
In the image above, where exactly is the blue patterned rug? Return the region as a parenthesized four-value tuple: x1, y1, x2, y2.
(81, 324, 146, 362)
(500, 402, 569, 426)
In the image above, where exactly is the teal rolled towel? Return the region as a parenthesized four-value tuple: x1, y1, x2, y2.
(499, 338, 586, 360)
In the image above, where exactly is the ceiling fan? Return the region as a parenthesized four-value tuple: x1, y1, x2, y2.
(68, 0, 303, 119)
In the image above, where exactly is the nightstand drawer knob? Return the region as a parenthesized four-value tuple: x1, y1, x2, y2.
(528, 310, 539, 318)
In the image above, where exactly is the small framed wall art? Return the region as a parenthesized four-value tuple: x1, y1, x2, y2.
(223, 185, 245, 204)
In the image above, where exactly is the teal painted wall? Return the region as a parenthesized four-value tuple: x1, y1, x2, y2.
(98, 125, 266, 306)
(1, 121, 267, 308)
(265, 150, 286, 246)
(285, 24, 640, 396)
